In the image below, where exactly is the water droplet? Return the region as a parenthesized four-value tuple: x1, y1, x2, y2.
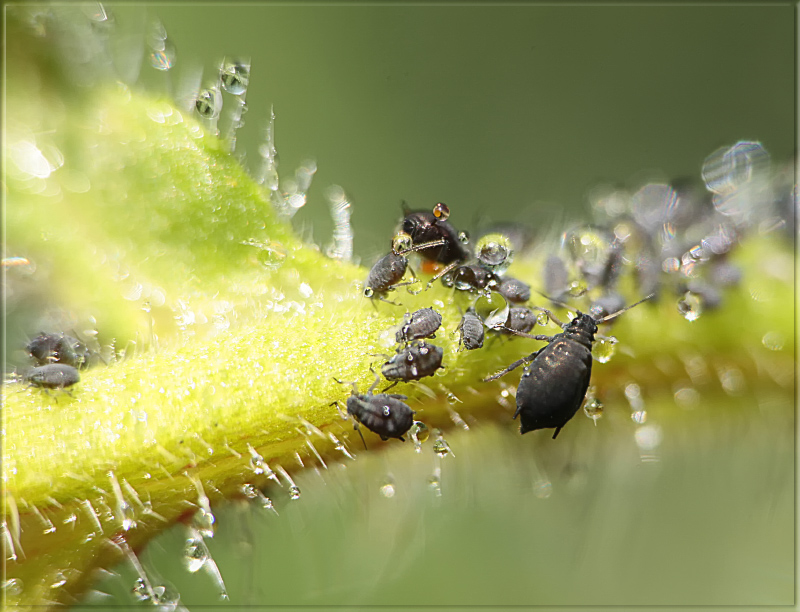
(535, 311, 550, 326)
(241, 484, 258, 498)
(631, 410, 647, 424)
(674, 386, 700, 409)
(363, 287, 374, 298)
(408, 421, 430, 453)
(677, 291, 703, 321)
(392, 231, 413, 254)
(762, 331, 784, 351)
(533, 480, 552, 499)
(624, 383, 645, 411)
(183, 535, 209, 573)
(195, 88, 222, 119)
(256, 241, 287, 270)
(592, 336, 618, 363)
(289, 486, 301, 500)
(220, 60, 250, 95)
(153, 583, 181, 610)
(432, 202, 450, 220)
(119, 501, 136, 531)
(149, 42, 176, 71)
(432, 430, 453, 458)
(380, 477, 396, 498)
(583, 398, 603, 422)
(428, 475, 442, 497)
(132, 578, 150, 602)
(191, 508, 215, 538)
(475, 233, 514, 273)
(2, 578, 22, 597)
(634, 424, 663, 452)
(457, 231, 470, 244)
(50, 571, 67, 589)
(568, 279, 587, 297)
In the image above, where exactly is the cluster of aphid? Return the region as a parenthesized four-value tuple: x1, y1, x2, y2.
(17, 332, 99, 392)
(342, 202, 653, 443)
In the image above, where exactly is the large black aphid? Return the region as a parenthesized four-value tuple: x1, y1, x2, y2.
(484, 295, 653, 439)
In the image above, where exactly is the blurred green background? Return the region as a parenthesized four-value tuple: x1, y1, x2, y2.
(119, 3, 793, 260)
(7, 3, 794, 609)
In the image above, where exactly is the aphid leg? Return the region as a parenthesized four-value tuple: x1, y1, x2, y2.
(483, 355, 535, 382)
(332, 377, 359, 396)
(367, 367, 382, 394)
(330, 401, 348, 420)
(552, 426, 563, 440)
(353, 422, 368, 450)
(382, 380, 400, 393)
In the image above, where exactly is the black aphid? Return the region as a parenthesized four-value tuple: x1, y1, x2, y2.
(336, 376, 415, 442)
(27, 332, 90, 369)
(502, 307, 536, 335)
(364, 233, 446, 304)
(441, 264, 499, 292)
(457, 308, 484, 350)
(401, 202, 471, 265)
(543, 254, 570, 301)
(484, 295, 653, 439)
(396, 307, 442, 344)
(496, 277, 531, 303)
(382, 340, 444, 383)
(25, 363, 81, 390)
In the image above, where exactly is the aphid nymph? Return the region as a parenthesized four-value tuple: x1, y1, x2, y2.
(27, 332, 90, 369)
(382, 340, 444, 383)
(25, 363, 81, 390)
(396, 307, 442, 344)
(364, 232, 446, 304)
(457, 308, 484, 350)
(335, 375, 415, 442)
(484, 295, 653, 439)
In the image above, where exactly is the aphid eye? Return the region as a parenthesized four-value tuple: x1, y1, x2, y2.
(432, 202, 450, 220)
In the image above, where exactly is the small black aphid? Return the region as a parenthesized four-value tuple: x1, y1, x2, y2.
(442, 264, 499, 292)
(401, 202, 471, 265)
(589, 292, 626, 320)
(382, 340, 444, 382)
(502, 307, 536, 335)
(543, 254, 570, 301)
(485, 295, 652, 439)
(364, 233, 447, 304)
(396, 307, 442, 344)
(496, 277, 531, 303)
(337, 377, 415, 442)
(25, 363, 81, 390)
(27, 332, 90, 369)
(457, 308, 484, 350)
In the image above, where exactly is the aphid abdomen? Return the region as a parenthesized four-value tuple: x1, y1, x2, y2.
(396, 307, 442, 343)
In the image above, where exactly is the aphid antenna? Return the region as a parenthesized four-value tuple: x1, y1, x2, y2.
(594, 293, 656, 324)
(482, 354, 537, 382)
(494, 326, 555, 343)
(395, 237, 448, 256)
